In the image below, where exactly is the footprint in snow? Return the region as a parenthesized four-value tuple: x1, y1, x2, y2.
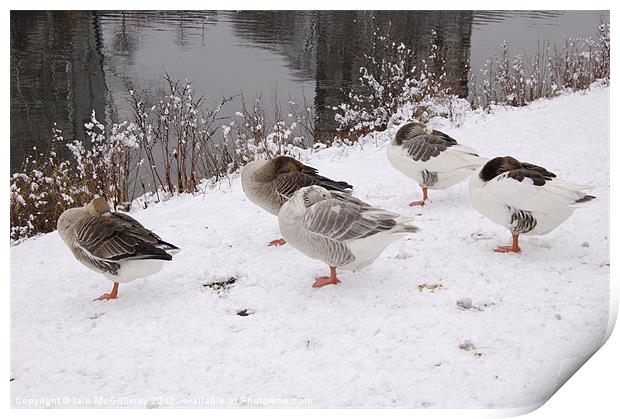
(203, 276, 237, 293)
(236, 309, 254, 317)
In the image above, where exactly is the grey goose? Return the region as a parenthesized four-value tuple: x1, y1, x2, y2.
(279, 185, 419, 287)
(241, 155, 353, 246)
(57, 197, 178, 300)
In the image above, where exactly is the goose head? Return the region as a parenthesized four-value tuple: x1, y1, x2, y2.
(297, 185, 332, 208)
(479, 156, 522, 181)
(57, 197, 110, 242)
(393, 121, 433, 145)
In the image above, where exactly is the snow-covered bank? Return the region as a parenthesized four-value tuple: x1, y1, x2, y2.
(10, 86, 610, 408)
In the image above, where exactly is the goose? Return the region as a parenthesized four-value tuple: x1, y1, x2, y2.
(279, 185, 419, 287)
(57, 197, 179, 300)
(387, 121, 487, 206)
(241, 155, 353, 246)
(469, 156, 595, 253)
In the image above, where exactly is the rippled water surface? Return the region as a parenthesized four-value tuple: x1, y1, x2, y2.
(10, 10, 609, 171)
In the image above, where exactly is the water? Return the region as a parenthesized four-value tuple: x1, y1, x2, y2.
(10, 10, 609, 172)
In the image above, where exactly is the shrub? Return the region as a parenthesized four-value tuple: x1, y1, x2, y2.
(10, 23, 610, 242)
(10, 113, 140, 242)
(222, 91, 313, 172)
(10, 81, 315, 241)
(128, 75, 233, 198)
(336, 24, 610, 140)
(470, 23, 610, 109)
(334, 30, 454, 142)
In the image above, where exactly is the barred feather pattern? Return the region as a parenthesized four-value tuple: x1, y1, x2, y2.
(241, 158, 354, 215)
(401, 130, 460, 163)
(279, 192, 414, 268)
(508, 207, 538, 234)
(71, 213, 174, 275)
(421, 170, 439, 187)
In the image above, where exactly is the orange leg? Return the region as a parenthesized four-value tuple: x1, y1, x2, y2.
(312, 266, 341, 288)
(268, 238, 287, 247)
(94, 282, 119, 301)
(494, 233, 521, 253)
(409, 187, 429, 207)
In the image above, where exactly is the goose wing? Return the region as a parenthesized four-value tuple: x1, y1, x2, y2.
(483, 169, 593, 213)
(328, 190, 374, 207)
(301, 164, 353, 191)
(402, 134, 454, 162)
(431, 129, 459, 145)
(520, 162, 557, 178)
(301, 199, 400, 242)
(273, 170, 353, 200)
(273, 171, 321, 200)
(401, 132, 481, 172)
(74, 213, 174, 263)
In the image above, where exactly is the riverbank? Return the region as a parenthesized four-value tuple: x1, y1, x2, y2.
(11, 85, 610, 408)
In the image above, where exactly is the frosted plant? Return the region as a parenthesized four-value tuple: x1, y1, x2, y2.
(470, 23, 609, 109)
(334, 28, 455, 142)
(10, 22, 609, 242)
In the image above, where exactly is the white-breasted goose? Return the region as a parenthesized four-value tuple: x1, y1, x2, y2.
(278, 185, 418, 288)
(387, 122, 487, 206)
(469, 156, 595, 253)
(57, 197, 179, 300)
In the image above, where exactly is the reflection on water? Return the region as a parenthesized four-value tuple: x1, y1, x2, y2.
(10, 11, 108, 169)
(10, 10, 609, 171)
(310, 11, 473, 141)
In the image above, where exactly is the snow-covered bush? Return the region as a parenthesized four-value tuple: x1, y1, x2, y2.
(127, 79, 313, 198)
(10, 140, 76, 242)
(128, 76, 234, 198)
(336, 23, 609, 138)
(10, 116, 137, 242)
(222, 92, 312, 172)
(334, 29, 455, 142)
(470, 23, 610, 109)
(66, 112, 139, 209)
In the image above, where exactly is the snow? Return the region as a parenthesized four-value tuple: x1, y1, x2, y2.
(10, 86, 609, 409)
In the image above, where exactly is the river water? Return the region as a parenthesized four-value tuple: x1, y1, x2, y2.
(10, 10, 609, 172)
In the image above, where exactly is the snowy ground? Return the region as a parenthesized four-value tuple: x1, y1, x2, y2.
(11, 86, 609, 409)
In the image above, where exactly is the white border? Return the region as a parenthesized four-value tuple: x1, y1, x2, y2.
(3, 1, 617, 417)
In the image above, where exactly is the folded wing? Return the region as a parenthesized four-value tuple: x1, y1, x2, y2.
(302, 199, 401, 242)
(273, 166, 353, 201)
(75, 213, 176, 264)
(402, 133, 482, 172)
(483, 170, 593, 213)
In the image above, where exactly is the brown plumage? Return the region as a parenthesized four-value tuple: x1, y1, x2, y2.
(470, 156, 596, 253)
(74, 212, 176, 269)
(241, 156, 354, 216)
(479, 156, 557, 185)
(394, 123, 460, 163)
(57, 197, 178, 300)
